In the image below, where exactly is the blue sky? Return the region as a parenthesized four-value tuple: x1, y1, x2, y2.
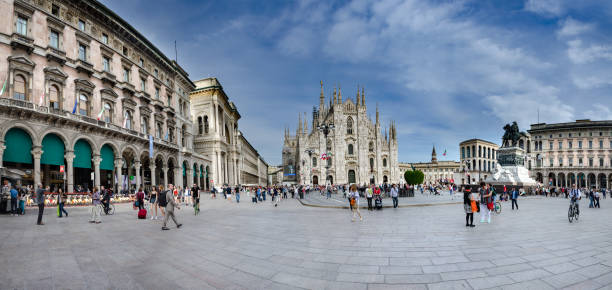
(102, 0, 612, 165)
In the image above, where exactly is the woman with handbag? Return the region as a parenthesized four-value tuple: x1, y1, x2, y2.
(463, 188, 476, 227)
(480, 183, 493, 223)
(348, 184, 362, 222)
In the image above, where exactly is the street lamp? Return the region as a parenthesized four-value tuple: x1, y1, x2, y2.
(317, 123, 335, 185)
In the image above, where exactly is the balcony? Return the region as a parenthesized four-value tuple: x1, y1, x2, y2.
(76, 59, 94, 76)
(0, 98, 179, 151)
(100, 71, 117, 86)
(10, 33, 34, 54)
(45, 46, 66, 65)
(118, 82, 136, 95)
(135, 91, 151, 103)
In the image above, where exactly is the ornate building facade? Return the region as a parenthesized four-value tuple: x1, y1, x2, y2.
(458, 139, 500, 184)
(0, 0, 267, 192)
(398, 147, 461, 185)
(527, 119, 612, 189)
(282, 82, 399, 185)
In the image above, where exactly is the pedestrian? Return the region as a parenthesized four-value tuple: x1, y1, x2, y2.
(464, 188, 476, 227)
(348, 184, 362, 222)
(36, 184, 46, 225)
(18, 187, 27, 215)
(89, 187, 102, 224)
(589, 189, 594, 208)
(157, 185, 167, 218)
(58, 188, 68, 217)
(162, 184, 182, 230)
(136, 187, 145, 211)
(511, 187, 519, 210)
(9, 185, 18, 216)
(191, 184, 200, 215)
(479, 183, 492, 223)
(391, 184, 399, 208)
(366, 185, 373, 211)
(150, 186, 159, 220)
(594, 187, 600, 208)
(236, 187, 240, 203)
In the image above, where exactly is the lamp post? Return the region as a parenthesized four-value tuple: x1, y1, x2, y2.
(305, 149, 314, 185)
(317, 122, 335, 185)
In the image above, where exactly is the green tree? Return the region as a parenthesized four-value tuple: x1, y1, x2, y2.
(404, 170, 425, 187)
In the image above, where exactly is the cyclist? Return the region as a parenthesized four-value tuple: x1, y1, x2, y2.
(569, 184, 581, 215)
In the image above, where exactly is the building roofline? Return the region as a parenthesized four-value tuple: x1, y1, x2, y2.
(459, 138, 499, 146)
(528, 119, 612, 132)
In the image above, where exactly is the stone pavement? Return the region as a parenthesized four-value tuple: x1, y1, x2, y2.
(1, 195, 612, 289)
(301, 190, 463, 208)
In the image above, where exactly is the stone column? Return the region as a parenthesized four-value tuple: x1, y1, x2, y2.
(173, 167, 180, 188)
(92, 154, 102, 189)
(65, 151, 75, 193)
(31, 146, 43, 190)
(212, 152, 217, 187)
(186, 166, 193, 188)
(0, 142, 5, 168)
(114, 159, 123, 192)
(162, 166, 168, 189)
(134, 161, 141, 190)
(150, 161, 156, 187)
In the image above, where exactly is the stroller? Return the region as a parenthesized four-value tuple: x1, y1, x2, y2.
(374, 194, 383, 210)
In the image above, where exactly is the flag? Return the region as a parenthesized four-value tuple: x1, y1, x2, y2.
(96, 105, 106, 121)
(443, 149, 447, 156)
(321, 153, 327, 160)
(39, 92, 44, 106)
(165, 131, 168, 141)
(71, 97, 78, 114)
(149, 135, 154, 158)
(0, 77, 6, 96)
(122, 112, 128, 128)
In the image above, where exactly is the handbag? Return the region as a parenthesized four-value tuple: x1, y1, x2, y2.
(350, 198, 356, 206)
(470, 200, 477, 212)
(487, 202, 494, 210)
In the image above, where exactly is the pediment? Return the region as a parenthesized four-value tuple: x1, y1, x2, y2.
(100, 88, 118, 100)
(74, 79, 95, 93)
(8, 55, 35, 68)
(122, 97, 137, 108)
(43, 66, 68, 79)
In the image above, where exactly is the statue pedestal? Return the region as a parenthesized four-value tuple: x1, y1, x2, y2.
(485, 147, 538, 187)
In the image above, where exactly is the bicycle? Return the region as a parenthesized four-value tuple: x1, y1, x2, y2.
(102, 201, 115, 215)
(494, 201, 502, 214)
(568, 202, 579, 223)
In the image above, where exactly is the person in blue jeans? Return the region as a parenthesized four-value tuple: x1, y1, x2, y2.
(10, 186, 18, 216)
(511, 187, 519, 210)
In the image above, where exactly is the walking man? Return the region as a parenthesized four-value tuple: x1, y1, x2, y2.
(162, 184, 182, 230)
(191, 184, 200, 215)
(391, 184, 399, 208)
(36, 184, 46, 225)
(511, 187, 519, 210)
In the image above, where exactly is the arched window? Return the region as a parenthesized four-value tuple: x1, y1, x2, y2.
(181, 125, 186, 146)
(49, 84, 59, 109)
(312, 157, 317, 167)
(369, 141, 374, 152)
(370, 158, 374, 171)
(78, 94, 88, 116)
(103, 102, 112, 123)
(14, 75, 26, 100)
(348, 144, 354, 155)
(383, 158, 387, 167)
(204, 116, 209, 134)
(125, 110, 132, 130)
(141, 116, 149, 135)
(197, 117, 203, 134)
(156, 122, 163, 138)
(346, 117, 353, 135)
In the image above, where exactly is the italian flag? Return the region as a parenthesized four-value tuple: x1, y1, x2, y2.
(443, 149, 447, 156)
(0, 77, 6, 96)
(96, 106, 105, 121)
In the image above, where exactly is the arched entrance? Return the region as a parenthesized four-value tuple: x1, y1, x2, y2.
(383, 175, 388, 184)
(327, 175, 333, 185)
(3, 127, 34, 186)
(598, 173, 607, 189)
(312, 175, 318, 185)
(182, 161, 188, 188)
(535, 172, 543, 183)
(557, 173, 565, 188)
(100, 144, 115, 190)
(41, 133, 65, 191)
(568, 173, 576, 186)
(140, 153, 151, 192)
(577, 173, 586, 188)
(73, 139, 93, 192)
(548, 173, 556, 187)
(205, 165, 210, 190)
(121, 148, 137, 193)
(587, 173, 596, 189)
(155, 155, 164, 188)
(348, 170, 356, 184)
(167, 159, 175, 186)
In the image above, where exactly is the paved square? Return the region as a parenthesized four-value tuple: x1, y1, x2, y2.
(1, 195, 611, 289)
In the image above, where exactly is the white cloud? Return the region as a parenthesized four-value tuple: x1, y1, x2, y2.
(524, 0, 564, 17)
(567, 39, 612, 64)
(557, 17, 593, 37)
(572, 75, 612, 89)
(584, 104, 612, 120)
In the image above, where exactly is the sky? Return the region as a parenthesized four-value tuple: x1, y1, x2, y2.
(102, 0, 612, 165)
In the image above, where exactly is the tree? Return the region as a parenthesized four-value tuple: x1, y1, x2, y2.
(404, 170, 424, 187)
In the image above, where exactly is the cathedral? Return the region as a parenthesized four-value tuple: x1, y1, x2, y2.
(282, 82, 399, 185)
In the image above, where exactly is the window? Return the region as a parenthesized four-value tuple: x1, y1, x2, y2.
(156, 123, 162, 138)
(478, 146, 481, 158)
(383, 158, 387, 167)
(204, 116, 209, 134)
(49, 85, 59, 109)
(549, 158, 553, 167)
(369, 158, 374, 171)
(49, 30, 59, 49)
(78, 44, 87, 61)
(369, 141, 374, 152)
(348, 144, 353, 155)
(599, 158, 604, 167)
(154, 69, 158, 78)
(51, 4, 60, 16)
(569, 133, 572, 137)
(568, 141, 572, 149)
(312, 157, 317, 167)
(102, 56, 110, 72)
(559, 158, 563, 167)
(467, 147, 471, 158)
(101, 33, 108, 45)
(154, 87, 159, 99)
(139, 58, 144, 67)
(346, 117, 353, 135)
(122, 46, 128, 56)
(549, 142, 553, 150)
(589, 158, 593, 167)
(589, 140, 593, 149)
(168, 127, 174, 142)
(102, 102, 112, 123)
(78, 94, 88, 116)
(327, 157, 332, 167)
(140, 79, 146, 91)
(568, 157, 573, 166)
(124, 111, 132, 129)
(558, 141, 562, 150)
(599, 140, 603, 148)
(16, 16, 27, 35)
(123, 67, 130, 82)
(78, 19, 85, 31)
(13, 75, 26, 100)
(141, 116, 149, 134)
(461, 147, 465, 159)
(578, 141, 582, 149)
(167, 94, 171, 106)
(197, 117, 203, 134)
(579, 158, 583, 166)
(610, 140, 612, 148)
(487, 148, 491, 159)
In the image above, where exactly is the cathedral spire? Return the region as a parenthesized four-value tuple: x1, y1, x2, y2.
(333, 85, 337, 105)
(337, 85, 342, 104)
(303, 112, 308, 133)
(361, 87, 365, 106)
(356, 85, 360, 106)
(376, 103, 380, 126)
(431, 146, 437, 163)
(319, 80, 324, 109)
(298, 113, 302, 135)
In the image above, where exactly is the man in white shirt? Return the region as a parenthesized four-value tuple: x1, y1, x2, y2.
(391, 184, 399, 208)
(569, 184, 581, 215)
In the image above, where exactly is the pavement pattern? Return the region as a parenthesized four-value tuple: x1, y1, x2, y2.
(1, 194, 612, 290)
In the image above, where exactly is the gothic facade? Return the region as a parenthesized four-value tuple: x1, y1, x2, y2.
(282, 82, 399, 186)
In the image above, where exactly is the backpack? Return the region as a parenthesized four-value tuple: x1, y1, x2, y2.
(158, 190, 167, 207)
